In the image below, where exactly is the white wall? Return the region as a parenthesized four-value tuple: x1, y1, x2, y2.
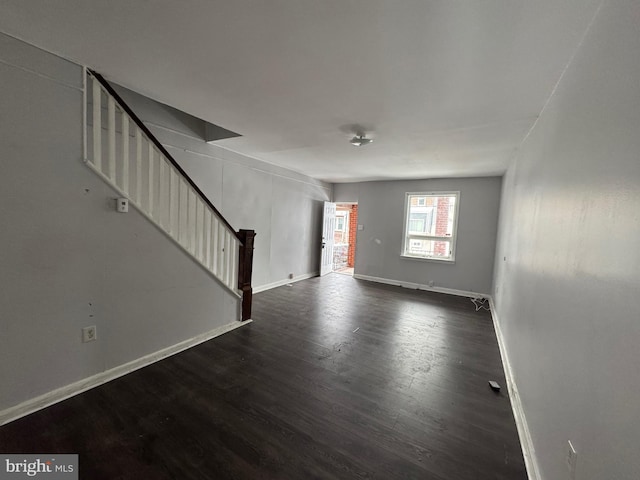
(335, 177, 501, 295)
(493, 1, 640, 479)
(112, 85, 332, 290)
(0, 34, 240, 418)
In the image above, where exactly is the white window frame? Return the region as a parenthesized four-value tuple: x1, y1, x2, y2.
(401, 191, 460, 262)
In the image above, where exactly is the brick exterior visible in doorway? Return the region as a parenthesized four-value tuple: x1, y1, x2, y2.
(347, 204, 358, 268)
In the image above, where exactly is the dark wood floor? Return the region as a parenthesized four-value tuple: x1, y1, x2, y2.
(0, 274, 527, 479)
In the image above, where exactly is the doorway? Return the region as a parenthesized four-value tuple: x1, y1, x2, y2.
(333, 203, 358, 276)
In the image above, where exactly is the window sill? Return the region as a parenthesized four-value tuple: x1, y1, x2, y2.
(400, 254, 456, 264)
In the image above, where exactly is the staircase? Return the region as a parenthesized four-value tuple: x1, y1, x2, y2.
(84, 69, 254, 320)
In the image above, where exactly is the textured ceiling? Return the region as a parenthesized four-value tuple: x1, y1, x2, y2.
(0, 0, 602, 182)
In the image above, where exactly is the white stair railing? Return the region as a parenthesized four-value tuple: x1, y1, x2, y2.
(84, 69, 240, 296)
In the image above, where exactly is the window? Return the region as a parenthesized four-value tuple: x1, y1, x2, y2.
(409, 218, 425, 232)
(402, 192, 459, 261)
(334, 212, 349, 244)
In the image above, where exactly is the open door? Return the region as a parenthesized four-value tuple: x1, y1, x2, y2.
(320, 201, 336, 276)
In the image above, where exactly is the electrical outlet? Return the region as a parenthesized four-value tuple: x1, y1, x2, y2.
(82, 326, 97, 343)
(566, 440, 577, 479)
(116, 198, 129, 213)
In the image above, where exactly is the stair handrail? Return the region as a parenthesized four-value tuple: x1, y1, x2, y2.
(88, 69, 241, 241)
(87, 69, 255, 320)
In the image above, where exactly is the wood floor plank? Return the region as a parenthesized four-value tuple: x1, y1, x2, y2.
(0, 274, 527, 479)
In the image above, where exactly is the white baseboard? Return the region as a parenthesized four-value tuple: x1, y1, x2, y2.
(0, 320, 251, 426)
(355, 274, 539, 479)
(353, 273, 489, 299)
(253, 271, 318, 293)
(488, 297, 541, 480)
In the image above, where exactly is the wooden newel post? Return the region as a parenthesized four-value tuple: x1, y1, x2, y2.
(237, 229, 256, 321)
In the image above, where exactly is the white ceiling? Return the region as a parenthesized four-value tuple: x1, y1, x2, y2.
(0, 0, 601, 183)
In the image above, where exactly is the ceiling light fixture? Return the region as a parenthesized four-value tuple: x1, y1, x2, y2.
(350, 134, 373, 147)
